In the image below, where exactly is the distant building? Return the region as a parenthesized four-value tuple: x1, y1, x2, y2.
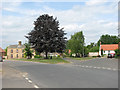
(0, 47, 6, 57)
(99, 44, 118, 56)
(89, 52, 99, 57)
(7, 41, 35, 59)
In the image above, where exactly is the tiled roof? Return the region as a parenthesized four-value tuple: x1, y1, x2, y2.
(101, 44, 118, 51)
(0, 47, 5, 53)
(8, 45, 25, 48)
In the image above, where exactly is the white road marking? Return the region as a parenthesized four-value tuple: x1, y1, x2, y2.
(107, 68, 112, 70)
(25, 78, 29, 80)
(34, 85, 39, 88)
(96, 67, 101, 69)
(102, 67, 106, 69)
(81, 66, 85, 67)
(22, 75, 26, 77)
(113, 69, 117, 71)
(93, 67, 97, 68)
(88, 66, 92, 68)
(28, 80, 32, 83)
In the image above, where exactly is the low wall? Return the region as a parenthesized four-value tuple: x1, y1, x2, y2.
(89, 52, 99, 57)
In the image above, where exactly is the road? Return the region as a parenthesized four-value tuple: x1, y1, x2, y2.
(2, 58, 118, 88)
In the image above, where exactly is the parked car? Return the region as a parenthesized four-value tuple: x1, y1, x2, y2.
(0, 57, 3, 62)
(107, 53, 115, 58)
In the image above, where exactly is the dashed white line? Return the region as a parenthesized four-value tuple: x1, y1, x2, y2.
(34, 85, 39, 88)
(96, 67, 101, 69)
(113, 69, 117, 71)
(28, 80, 32, 83)
(25, 78, 29, 80)
(107, 68, 112, 70)
(102, 67, 106, 69)
(93, 67, 97, 69)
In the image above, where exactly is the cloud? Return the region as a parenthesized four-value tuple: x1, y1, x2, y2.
(2, 1, 118, 48)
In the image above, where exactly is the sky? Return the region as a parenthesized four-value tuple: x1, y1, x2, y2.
(1, 0, 119, 49)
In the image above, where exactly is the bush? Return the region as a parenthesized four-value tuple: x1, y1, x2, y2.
(34, 55, 42, 58)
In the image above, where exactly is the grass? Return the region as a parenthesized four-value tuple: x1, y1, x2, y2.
(67, 57, 96, 61)
(6, 57, 69, 64)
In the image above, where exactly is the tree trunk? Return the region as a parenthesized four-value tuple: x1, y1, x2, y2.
(45, 51, 48, 59)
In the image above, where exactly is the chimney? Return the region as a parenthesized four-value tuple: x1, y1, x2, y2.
(18, 41, 22, 46)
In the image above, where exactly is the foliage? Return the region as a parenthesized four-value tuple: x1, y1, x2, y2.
(87, 42, 99, 53)
(24, 43, 33, 59)
(115, 49, 120, 56)
(98, 34, 120, 45)
(26, 14, 67, 59)
(34, 55, 42, 58)
(89, 46, 99, 52)
(67, 31, 85, 57)
(5, 47, 8, 56)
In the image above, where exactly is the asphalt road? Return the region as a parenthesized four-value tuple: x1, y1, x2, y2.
(2, 58, 118, 88)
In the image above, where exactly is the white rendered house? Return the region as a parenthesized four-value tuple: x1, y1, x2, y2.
(99, 44, 118, 56)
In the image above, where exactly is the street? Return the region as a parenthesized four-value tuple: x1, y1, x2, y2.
(2, 58, 118, 88)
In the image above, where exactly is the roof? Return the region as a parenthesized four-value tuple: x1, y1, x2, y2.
(0, 47, 5, 53)
(101, 44, 118, 51)
(8, 45, 25, 49)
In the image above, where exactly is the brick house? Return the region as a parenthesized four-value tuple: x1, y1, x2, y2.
(0, 47, 6, 57)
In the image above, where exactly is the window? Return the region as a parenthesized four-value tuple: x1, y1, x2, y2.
(22, 54, 24, 58)
(11, 49, 13, 53)
(108, 50, 110, 53)
(11, 54, 13, 58)
(16, 54, 18, 58)
(104, 51, 105, 53)
(16, 49, 18, 53)
(22, 49, 24, 53)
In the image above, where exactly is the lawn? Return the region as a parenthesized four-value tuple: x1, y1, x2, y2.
(6, 57, 69, 64)
(67, 57, 96, 61)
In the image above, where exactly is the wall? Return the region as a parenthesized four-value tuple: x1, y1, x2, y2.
(7, 48, 24, 59)
(89, 52, 99, 57)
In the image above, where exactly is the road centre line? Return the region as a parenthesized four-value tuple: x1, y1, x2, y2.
(34, 85, 39, 88)
(23, 75, 39, 88)
(74, 65, 117, 71)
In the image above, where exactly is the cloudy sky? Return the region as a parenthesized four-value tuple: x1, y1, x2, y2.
(1, 0, 119, 49)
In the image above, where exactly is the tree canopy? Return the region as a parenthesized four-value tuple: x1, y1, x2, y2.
(98, 34, 120, 45)
(67, 31, 85, 57)
(26, 14, 67, 59)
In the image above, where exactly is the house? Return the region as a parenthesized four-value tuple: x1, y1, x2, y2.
(7, 41, 35, 59)
(99, 43, 118, 56)
(0, 47, 6, 57)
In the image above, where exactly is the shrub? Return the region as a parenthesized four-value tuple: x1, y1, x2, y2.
(34, 55, 42, 58)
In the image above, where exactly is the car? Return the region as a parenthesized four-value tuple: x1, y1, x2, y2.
(107, 53, 115, 58)
(0, 57, 3, 62)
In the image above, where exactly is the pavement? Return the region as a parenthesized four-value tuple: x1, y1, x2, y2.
(2, 58, 118, 88)
(2, 62, 35, 88)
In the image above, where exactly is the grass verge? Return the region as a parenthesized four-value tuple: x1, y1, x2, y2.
(67, 57, 96, 61)
(6, 57, 69, 64)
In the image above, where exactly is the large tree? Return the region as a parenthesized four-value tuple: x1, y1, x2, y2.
(26, 14, 67, 59)
(97, 34, 120, 45)
(67, 31, 85, 57)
